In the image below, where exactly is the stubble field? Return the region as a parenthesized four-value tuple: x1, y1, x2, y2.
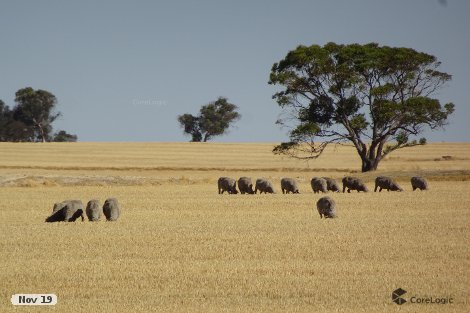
(0, 142, 469, 312)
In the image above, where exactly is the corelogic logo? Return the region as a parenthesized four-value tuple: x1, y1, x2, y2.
(392, 288, 407, 305)
(391, 288, 454, 305)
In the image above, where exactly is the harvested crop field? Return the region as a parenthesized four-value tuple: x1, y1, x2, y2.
(0, 142, 469, 312)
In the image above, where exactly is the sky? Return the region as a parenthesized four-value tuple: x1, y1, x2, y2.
(0, 0, 469, 142)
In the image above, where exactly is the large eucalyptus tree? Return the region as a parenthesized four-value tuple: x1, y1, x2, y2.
(269, 43, 454, 171)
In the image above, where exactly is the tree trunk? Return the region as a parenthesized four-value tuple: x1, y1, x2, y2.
(361, 158, 379, 172)
(37, 124, 46, 143)
(203, 133, 209, 142)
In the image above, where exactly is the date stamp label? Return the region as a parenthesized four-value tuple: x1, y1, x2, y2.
(11, 294, 57, 306)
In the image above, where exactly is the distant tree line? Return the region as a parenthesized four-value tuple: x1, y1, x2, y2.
(0, 87, 77, 142)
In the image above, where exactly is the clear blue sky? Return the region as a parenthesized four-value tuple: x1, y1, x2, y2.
(1, 0, 468, 142)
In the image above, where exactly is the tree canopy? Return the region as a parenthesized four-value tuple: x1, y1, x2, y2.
(178, 97, 240, 142)
(269, 42, 454, 172)
(53, 130, 78, 142)
(0, 87, 77, 142)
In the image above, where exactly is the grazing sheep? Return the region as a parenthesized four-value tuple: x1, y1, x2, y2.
(281, 178, 300, 194)
(255, 178, 275, 194)
(316, 196, 337, 218)
(52, 202, 66, 214)
(238, 177, 254, 194)
(218, 177, 238, 194)
(411, 176, 428, 191)
(342, 176, 369, 193)
(86, 199, 101, 221)
(103, 198, 121, 221)
(46, 200, 84, 222)
(311, 177, 328, 193)
(374, 176, 403, 192)
(322, 177, 340, 192)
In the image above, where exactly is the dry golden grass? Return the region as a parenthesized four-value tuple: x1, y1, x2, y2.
(0, 142, 469, 312)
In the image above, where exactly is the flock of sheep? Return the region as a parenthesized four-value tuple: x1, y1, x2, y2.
(45, 198, 121, 222)
(218, 176, 429, 219)
(44, 176, 428, 222)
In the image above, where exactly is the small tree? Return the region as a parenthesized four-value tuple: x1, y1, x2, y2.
(178, 97, 240, 142)
(269, 43, 454, 172)
(13, 87, 61, 142)
(53, 130, 78, 142)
